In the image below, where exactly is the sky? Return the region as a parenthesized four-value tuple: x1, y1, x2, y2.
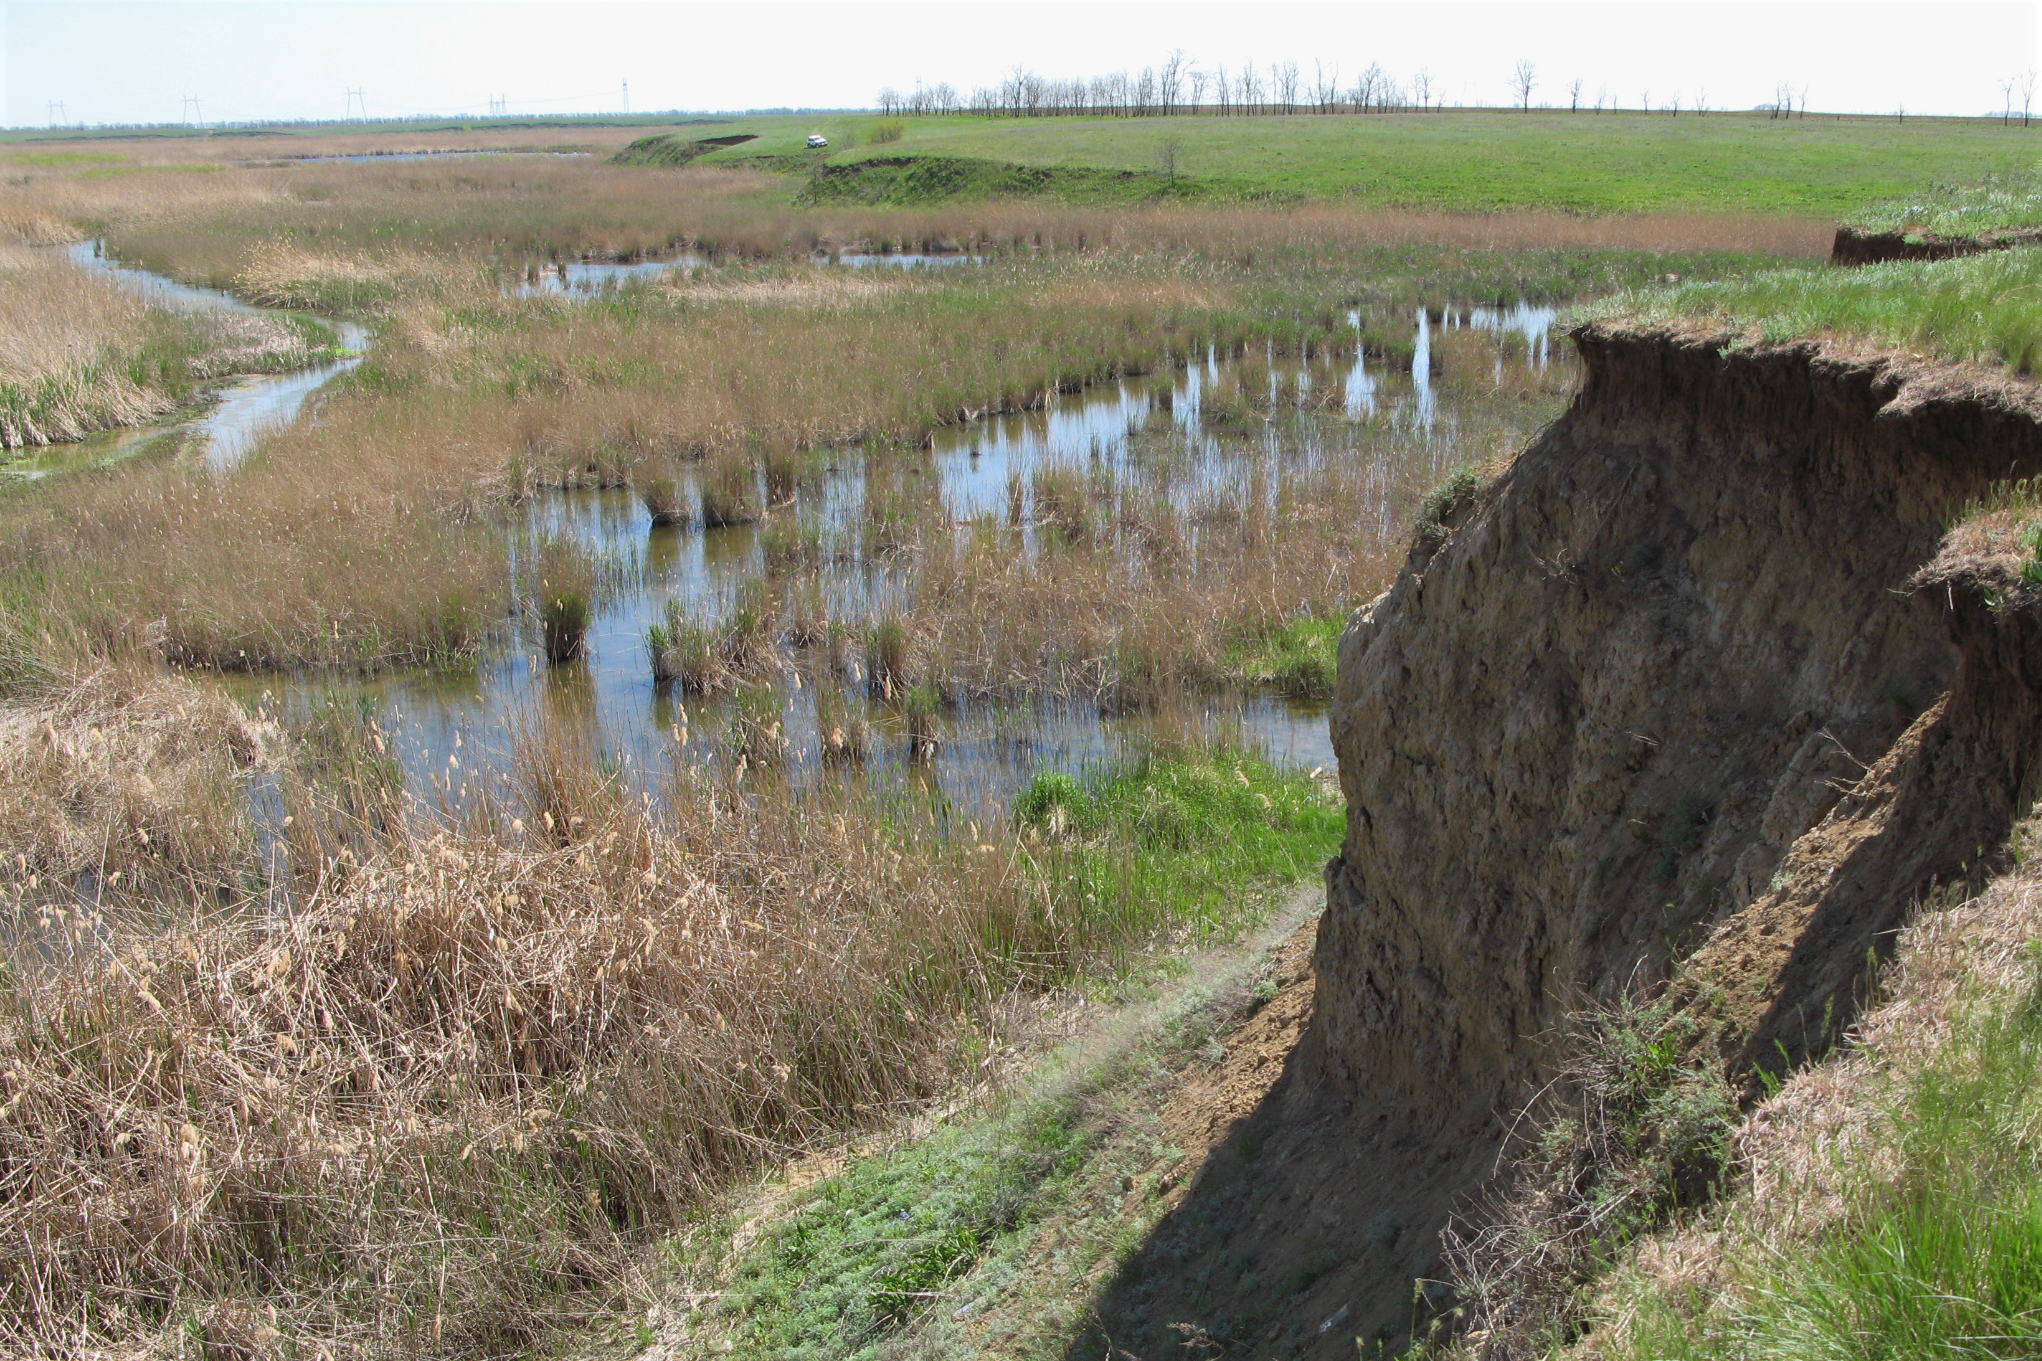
(3, 0, 2036, 129)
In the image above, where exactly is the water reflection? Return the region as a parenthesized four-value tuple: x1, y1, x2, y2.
(252, 306, 1571, 824)
(26, 245, 1570, 826)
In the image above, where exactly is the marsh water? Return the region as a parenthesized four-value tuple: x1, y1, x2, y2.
(32, 245, 1570, 824)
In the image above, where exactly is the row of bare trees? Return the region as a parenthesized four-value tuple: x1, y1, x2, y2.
(878, 53, 1447, 119)
(881, 58, 2041, 125)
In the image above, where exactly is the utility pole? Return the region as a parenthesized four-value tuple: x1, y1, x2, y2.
(622, 79, 630, 114)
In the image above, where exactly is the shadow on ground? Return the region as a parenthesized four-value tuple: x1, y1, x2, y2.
(1060, 927, 1507, 1361)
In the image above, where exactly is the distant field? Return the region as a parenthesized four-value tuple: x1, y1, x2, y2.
(698, 111, 2042, 217)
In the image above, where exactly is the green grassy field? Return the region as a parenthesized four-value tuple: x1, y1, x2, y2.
(691, 111, 2042, 216)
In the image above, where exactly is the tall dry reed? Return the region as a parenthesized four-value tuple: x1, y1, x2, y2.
(0, 701, 1145, 1358)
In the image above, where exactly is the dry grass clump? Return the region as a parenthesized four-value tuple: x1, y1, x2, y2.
(0, 711, 1103, 1359)
(0, 653, 272, 888)
(234, 239, 493, 314)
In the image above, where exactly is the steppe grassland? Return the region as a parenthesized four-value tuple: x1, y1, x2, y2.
(10, 148, 1828, 300)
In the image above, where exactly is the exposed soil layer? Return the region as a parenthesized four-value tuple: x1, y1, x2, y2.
(1831, 223, 2042, 265)
(1076, 326, 2042, 1358)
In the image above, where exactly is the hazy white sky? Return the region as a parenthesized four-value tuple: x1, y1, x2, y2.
(3, 0, 2035, 129)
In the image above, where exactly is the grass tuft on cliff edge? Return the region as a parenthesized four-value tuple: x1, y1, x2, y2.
(1844, 169, 2042, 242)
(1580, 243, 2042, 374)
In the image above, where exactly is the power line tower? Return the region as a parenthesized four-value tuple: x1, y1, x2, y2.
(488, 94, 507, 118)
(345, 88, 367, 121)
(46, 100, 66, 127)
(182, 95, 202, 126)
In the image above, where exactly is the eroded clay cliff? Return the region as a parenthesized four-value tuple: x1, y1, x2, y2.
(1082, 324, 2042, 1360)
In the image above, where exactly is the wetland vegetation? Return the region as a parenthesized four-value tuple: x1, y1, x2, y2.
(0, 107, 1995, 1356)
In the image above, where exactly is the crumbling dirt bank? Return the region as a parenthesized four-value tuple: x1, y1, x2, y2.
(1080, 325, 2042, 1358)
(1831, 223, 2042, 265)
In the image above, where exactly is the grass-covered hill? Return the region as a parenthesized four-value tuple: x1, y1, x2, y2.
(679, 110, 2042, 216)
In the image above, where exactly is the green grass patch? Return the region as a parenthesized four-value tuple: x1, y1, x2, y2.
(1846, 170, 2042, 239)
(691, 868, 1317, 1360)
(1014, 747, 1341, 942)
(3, 150, 124, 168)
(689, 111, 2042, 216)
(790, 154, 1207, 206)
(1585, 245, 2042, 373)
(1221, 614, 1344, 698)
(1598, 950, 2042, 1361)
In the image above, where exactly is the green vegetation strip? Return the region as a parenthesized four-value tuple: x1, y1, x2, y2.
(1013, 748, 1340, 940)
(684, 752, 1337, 1358)
(1603, 953, 2042, 1361)
(1585, 245, 2042, 372)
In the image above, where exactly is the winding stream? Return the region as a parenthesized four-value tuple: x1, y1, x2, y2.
(2, 243, 371, 480)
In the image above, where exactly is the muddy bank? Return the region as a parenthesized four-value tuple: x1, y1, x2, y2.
(1831, 222, 2042, 265)
(1077, 325, 2042, 1357)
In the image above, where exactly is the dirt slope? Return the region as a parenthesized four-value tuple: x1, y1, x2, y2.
(1074, 326, 2042, 1359)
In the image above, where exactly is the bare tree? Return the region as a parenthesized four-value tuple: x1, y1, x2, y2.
(1694, 88, 1708, 115)
(2022, 69, 2037, 127)
(1187, 67, 1208, 114)
(1159, 49, 1186, 116)
(1239, 61, 1263, 115)
(1568, 77, 1583, 111)
(1411, 68, 1433, 111)
(1312, 58, 1340, 113)
(1134, 66, 1157, 116)
(1595, 85, 1609, 113)
(1213, 64, 1232, 116)
(1798, 84, 1810, 118)
(1510, 60, 1537, 110)
(1274, 60, 1301, 114)
(2003, 75, 2018, 126)
(876, 87, 901, 115)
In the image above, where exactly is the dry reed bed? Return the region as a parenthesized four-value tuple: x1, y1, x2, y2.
(0, 236, 322, 448)
(0, 265, 1252, 670)
(0, 716, 1118, 1358)
(0, 241, 175, 447)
